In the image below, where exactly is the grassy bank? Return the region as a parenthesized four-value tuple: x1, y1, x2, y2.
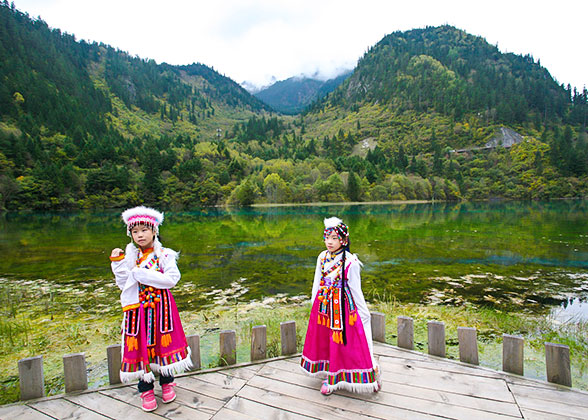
(1, 292, 586, 405)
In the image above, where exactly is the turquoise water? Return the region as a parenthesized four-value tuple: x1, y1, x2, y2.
(0, 200, 587, 316)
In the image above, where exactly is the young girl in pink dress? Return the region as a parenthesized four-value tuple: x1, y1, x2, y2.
(301, 217, 381, 395)
(110, 206, 192, 411)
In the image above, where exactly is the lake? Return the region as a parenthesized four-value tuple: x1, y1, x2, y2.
(1, 200, 587, 320)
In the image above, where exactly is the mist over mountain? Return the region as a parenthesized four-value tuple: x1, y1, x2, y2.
(254, 71, 352, 114)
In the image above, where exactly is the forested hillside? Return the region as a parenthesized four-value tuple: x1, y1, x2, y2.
(0, 3, 587, 210)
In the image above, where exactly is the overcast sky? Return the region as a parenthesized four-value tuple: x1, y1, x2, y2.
(11, 0, 588, 91)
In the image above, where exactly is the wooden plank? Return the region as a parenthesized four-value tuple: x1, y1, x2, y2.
(427, 321, 446, 357)
(280, 321, 297, 355)
(187, 334, 202, 370)
(224, 395, 316, 420)
(519, 407, 586, 420)
(106, 344, 122, 385)
(372, 344, 446, 363)
(193, 371, 248, 390)
(220, 330, 237, 366)
(18, 356, 45, 400)
(510, 389, 588, 419)
(237, 385, 382, 420)
(457, 327, 478, 365)
(377, 360, 516, 403)
(218, 365, 263, 381)
(29, 397, 110, 419)
(545, 343, 572, 387)
(371, 312, 386, 342)
(178, 372, 247, 401)
(63, 352, 88, 393)
(255, 365, 521, 420)
(170, 378, 226, 414)
(377, 354, 499, 378)
(210, 407, 260, 420)
(251, 325, 267, 361)
(247, 370, 447, 420)
(0, 404, 54, 420)
(502, 335, 524, 375)
(64, 391, 161, 419)
(508, 382, 588, 409)
(503, 373, 567, 391)
(397, 316, 414, 350)
(99, 385, 212, 419)
(258, 362, 521, 418)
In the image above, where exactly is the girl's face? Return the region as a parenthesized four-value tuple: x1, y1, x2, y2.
(131, 224, 155, 250)
(325, 232, 342, 253)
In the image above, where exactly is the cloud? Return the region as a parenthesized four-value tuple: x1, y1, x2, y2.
(12, 0, 588, 90)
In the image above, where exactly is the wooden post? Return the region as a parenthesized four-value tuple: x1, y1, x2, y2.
(106, 344, 122, 385)
(427, 321, 446, 357)
(187, 334, 201, 370)
(371, 312, 386, 343)
(502, 334, 524, 375)
(545, 342, 572, 387)
(280, 321, 297, 355)
(251, 325, 267, 361)
(18, 356, 44, 400)
(63, 353, 88, 393)
(397, 316, 414, 350)
(220, 330, 237, 366)
(458, 327, 479, 365)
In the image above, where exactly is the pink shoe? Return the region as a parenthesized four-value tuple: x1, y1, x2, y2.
(140, 389, 157, 412)
(162, 382, 177, 403)
(320, 380, 332, 395)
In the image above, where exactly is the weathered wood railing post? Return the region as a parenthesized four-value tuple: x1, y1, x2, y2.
(220, 330, 237, 366)
(397, 316, 414, 350)
(18, 356, 44, 400)
(502, 334, 524, 375)
(457, 327, 479, 365)
(251, 325, 267, 361)
(427, 321, 446, 357)
(106, 344, 122, 385)
(187, 334, 201, 370)
(63, 353, 88, 393)
(371, 312, 386, 343)
(545, 342, 572, 386)
(280, 321, 297, 355)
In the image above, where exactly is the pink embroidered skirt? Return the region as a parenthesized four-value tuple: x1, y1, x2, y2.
(120, 289, 192, 383)
(300, 292, 378, 393)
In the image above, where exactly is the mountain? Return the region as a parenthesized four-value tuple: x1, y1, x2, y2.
(0, 4, 586, 211)
(0, 3, 273, 209)
(314, 26, 573, 123)
(304, 25, 586, 152)
(254, 71, 352, 114)
(0, 3, 269, 143)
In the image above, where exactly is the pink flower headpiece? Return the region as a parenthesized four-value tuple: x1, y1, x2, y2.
(121, 206, 164, 236)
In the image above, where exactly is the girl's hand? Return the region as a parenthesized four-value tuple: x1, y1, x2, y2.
(111, 248, 124, 258)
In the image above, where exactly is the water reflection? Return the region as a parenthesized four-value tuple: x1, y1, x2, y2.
(551, 298, 588, 323)
(0, 200, 587, 316)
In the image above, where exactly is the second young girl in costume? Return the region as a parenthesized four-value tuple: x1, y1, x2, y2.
(110, 206, 192, 411)
(300, 217, 381, 395)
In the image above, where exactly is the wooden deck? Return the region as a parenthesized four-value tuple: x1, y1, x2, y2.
(2, 342, 587, 420)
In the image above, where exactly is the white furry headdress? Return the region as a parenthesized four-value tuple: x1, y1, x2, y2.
(121, 206, 164, 236)
(324, 217, 344, 229)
